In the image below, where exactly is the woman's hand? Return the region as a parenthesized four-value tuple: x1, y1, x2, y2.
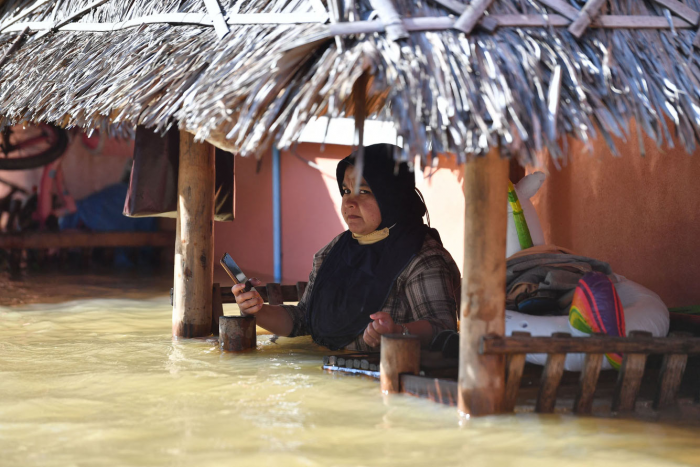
(362, 312, 401, 348)
(232, 278, 263, 316)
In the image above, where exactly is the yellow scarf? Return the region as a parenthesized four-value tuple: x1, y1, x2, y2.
(352, 227, 390, 245)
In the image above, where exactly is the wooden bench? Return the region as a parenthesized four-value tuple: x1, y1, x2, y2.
(0, 231, 174, 272)
(383, 330, 700, 414)
(213, 281, 699, 415)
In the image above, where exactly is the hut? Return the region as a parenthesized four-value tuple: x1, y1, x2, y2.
(0, 0, 699, 417)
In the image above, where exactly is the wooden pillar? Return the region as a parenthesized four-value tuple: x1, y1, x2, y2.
(458, 147, 509, 417)
(380, 334, 421, 394)
(172, 131, 215, 338)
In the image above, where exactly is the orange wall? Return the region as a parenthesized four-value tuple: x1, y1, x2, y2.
(533, 122, 700, 308)
(213, 144, 467, 284)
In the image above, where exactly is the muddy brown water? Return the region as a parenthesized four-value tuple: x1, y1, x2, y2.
(1, 270, 699, 467)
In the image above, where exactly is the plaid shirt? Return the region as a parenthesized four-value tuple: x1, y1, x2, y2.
(280, 233, 461, 351)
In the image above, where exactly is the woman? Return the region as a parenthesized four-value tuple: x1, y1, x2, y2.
(232, 144, 460, 350)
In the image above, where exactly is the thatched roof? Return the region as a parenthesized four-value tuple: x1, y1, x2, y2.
(1, 0, 700, 165)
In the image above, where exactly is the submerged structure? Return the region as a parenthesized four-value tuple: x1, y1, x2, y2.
(1, 0, 699, 416)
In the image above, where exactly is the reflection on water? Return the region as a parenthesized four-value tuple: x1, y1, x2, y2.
(1, 272, 699, 467)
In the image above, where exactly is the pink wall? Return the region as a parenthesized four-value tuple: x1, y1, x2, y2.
(216, 132, 700, 310)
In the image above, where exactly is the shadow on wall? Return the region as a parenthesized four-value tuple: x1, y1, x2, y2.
(533, 119, 700, 307)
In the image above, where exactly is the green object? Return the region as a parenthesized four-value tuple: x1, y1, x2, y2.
(508, 180, 534, 250)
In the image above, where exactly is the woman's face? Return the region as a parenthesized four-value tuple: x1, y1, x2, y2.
(341, 166, 382, 235)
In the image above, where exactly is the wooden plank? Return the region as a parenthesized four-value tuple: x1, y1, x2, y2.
(3, 13, 695, 36)
(429, 0, 498, 31)
(504, 353, 526, 412)
(296, 281, 307, 300)
(653, 333, 690, 409)
(573, 353, 604, 414)
(220, 285, 298, 304)
(535, 332, 570, 414)
(568, 0, 606, 38)
(458, 147, 508, 417)
(400, 374, 458, 406)
(0, 231, 174, 249)
(453, 0, 494, 34)
(480, 335, 700, 355)
(537, 0, 579, 20)
(266, 283, 284, 305)
(653, 353, 687, 409)
(652, 0, 700, 26)
(612, 331, 651, 412)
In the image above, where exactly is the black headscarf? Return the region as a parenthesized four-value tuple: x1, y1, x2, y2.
(305, 144, 440, 349)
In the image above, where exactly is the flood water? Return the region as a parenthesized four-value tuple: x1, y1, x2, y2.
(1, 271, 699, 467)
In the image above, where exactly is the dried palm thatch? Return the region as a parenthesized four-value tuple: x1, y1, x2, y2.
(0, 0, 700, 166)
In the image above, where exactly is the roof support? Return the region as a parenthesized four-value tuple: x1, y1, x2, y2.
(369, 0, 409, 41)
(458, 147, 508, 417)
(453, 0, 494, 34)
(203, 0, 230, 39)
(568, 0, 607, 38)
(173, 131, 215, 338)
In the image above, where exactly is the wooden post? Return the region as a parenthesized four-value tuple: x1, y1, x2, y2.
(172, 131, 215, 338)
(219, 315, 257, 351)
(535, 332, 570, 414)
(459, 147, 509, 417)
(380, 334, 421, 394)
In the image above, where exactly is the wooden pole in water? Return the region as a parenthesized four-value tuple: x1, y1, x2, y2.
(380, 334, 421, 394)
(219, 315, 257, 351)
(172, 131, 215, 338)
(458, 147, 509, 417)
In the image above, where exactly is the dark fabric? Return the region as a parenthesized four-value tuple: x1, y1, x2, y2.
(306, 144, 437, 350)
(123, 126, 235, 221)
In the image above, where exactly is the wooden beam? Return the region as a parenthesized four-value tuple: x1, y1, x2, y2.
(203, 0, 230, 38)
(453, 0, 494, 34)
(568, 0, 607, 38)
(369, 0, 409, 41)
(652, 0, 700, 26)
(220, 283, 308, 303)
(0, 231, 174, 249)
(480, 335, 700, 355)
(458, 147, 509, 417)
(265, 283, 284, 305)
(172, 131, 215, 338)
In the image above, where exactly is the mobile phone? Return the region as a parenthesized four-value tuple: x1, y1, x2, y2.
(220, 253, 253, 292)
